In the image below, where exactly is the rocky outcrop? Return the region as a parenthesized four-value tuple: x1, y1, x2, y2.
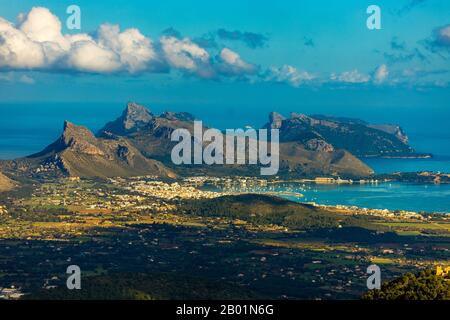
(274, 113, 423, 158)
(160, 111, 195, 122)
(368, 124, 409, 144)
(305, 139, 334, 152)
(98, 103, 200, 159)
(23, 121, 177, 179)
(99, 102, 154, 136)
(268, 112, 285, 129)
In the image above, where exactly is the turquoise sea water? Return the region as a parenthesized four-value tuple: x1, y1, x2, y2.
(364, 156, 450, 174)
(214, 182, 450, 214)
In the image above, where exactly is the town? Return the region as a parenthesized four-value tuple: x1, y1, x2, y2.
(0, 174, 448, 299)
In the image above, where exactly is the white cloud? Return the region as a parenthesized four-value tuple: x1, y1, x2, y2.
(0, 7, 173, 74)
(19, 7, 69, 50)
(373, 64, 389, 84)
(330, 69, 370, 83)
(265, 64, 314, 87)
(216, 48, 257, 76)
(0, 7, 157, 73)
(97, 24, 157, 73)
(160, 35, 211, 76)
(0, 7, 261, 79)
(66, 41, 121, 73)
(433, 24, 450, 48)
(0, 17, 46, 69)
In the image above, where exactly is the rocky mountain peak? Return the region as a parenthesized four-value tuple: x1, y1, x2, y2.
(122, 102, 154, 130)
(160, 111, 195, 122)
(98, 102, 153, 136)
(62, 121, 96, 145)
(60, 121, 104, 156)
(290, 112, 312, 122)
(268, 112, 285, 129)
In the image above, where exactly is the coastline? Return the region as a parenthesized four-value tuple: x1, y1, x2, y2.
(220, 190, 450, 218)
(197, 176, 450, 216)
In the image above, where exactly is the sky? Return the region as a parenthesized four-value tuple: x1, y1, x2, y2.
(0, 0, 450, 111)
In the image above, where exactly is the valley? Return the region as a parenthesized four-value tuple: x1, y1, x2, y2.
(0, 175, 448, 299)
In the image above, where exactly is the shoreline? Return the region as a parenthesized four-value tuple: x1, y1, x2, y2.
(196, 177, 450, 217)
(223, 190, 450, 217)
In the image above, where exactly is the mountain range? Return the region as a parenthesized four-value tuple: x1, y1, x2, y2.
(266, 112, 426, 158)
(0, 171, 15, 192)
(0, 102, 430, 182)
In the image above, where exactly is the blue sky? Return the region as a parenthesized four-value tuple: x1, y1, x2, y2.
(0, 0, 449, 110)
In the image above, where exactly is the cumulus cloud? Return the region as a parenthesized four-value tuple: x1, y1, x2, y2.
(66, 40, 121, 73)
(0, 6, 256, 79)
(19, 7, 69, 50)
(0, 7, 160, 74)
(0, 16, 46, 69)
(97, 23, 158, 73)
(216, 29, 268, 49)
(265, 65, 315, 87)
(430, 24, 450, 49)
(373, 64, 389, 84)
(216, 48, 257, 76)
(330, 69, 370, 83)
(160, 35, 214, 78)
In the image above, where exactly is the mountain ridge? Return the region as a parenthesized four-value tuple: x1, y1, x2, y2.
(266, 112, 429, 158)
(0, 102, 431, 180)
(2, 120, 177, 179)
(98, 103, 374, 178)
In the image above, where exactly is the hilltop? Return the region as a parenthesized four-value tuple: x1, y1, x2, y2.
(98, 102, 198, 159)
(181, 193, 342, 229)
(266, 112, 428, 158)
(1, 120, 176, 179)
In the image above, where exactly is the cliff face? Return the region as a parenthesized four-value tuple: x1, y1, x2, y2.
(16, 120, 177, 179)
(262, 113, 374, 177)
(307, 114, 420, 157)
(97, 103, 374, 178)
(367, 124, 409, 144)
(99, 105, 198, 159)
(99, 102, 154, 136)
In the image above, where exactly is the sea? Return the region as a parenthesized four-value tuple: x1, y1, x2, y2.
(1, 102, 449, 213)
